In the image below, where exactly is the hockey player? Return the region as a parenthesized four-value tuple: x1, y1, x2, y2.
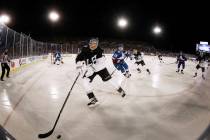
(124, 50, 133, 60)
(112, 44, 131, 78)
(1, 49, 10, 81)
(176, 51, 187, 74)
(76, 38, 126, 107)
(53, 51, 63, 65)
(133, 49, 151, 74)
(193, 52, 207, 80)
(158, 53, 164, 63)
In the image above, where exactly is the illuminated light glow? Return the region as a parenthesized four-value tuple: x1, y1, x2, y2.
(48, 11, 60, 22)
(153, 26, 162, 34)
(0, 14, 11, 25)
(118, 18, 128, 28)
(200, 41, 208, 45)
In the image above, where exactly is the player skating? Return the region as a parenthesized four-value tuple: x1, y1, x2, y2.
(124, 50, 133, 60)
(193, 52, 207, 80)
(158, 53, 164, 63)
(76, 38, 126, 107)
(176, 51, 187, 74)
(133, 49, 151, 74)
(53, 51, 63, 65)
(112, 44, 131, 78)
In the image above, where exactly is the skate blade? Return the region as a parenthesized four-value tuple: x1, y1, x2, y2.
(88, 102, 100, 108)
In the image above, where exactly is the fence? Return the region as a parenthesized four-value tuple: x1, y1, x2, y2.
(0, 23, 83, 59)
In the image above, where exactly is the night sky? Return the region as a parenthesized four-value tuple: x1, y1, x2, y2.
(0, 0, 210, 53)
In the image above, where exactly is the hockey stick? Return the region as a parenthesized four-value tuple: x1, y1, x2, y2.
(38, 73, 80, 139)
(111, 69, 117, 76)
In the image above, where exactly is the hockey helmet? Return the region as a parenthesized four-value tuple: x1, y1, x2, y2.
(89, 38, 99, 50)
(117, 44, 124, 51)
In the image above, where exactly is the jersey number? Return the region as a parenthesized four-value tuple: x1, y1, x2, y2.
(86, 55, 97, 65)
(92, 55, 97, 64)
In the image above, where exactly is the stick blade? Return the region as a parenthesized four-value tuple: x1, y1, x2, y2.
(38, 129, 53, 139)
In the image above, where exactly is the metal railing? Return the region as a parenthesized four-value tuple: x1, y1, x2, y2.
(0, 23, 82, 58)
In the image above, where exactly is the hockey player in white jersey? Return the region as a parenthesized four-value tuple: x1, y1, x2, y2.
(193, 52, 207, 80)
(158, 53, 164, 63)
(76, 38, 126, 107)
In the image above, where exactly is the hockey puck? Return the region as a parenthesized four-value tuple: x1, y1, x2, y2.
(57, 135, 61, 139)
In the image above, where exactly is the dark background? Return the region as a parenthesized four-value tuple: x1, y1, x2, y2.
(0, 0, 210, 53)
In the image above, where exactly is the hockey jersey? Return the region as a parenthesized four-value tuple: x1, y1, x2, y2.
(54, 52, 61, 58)
(0, 52, 10, 63)
(76, 45, 105, 72)
(196, 55, 207, 67)
(134, 52, 144, 62)
(112, 50, 125, 64)
(177, 54, 187, 62)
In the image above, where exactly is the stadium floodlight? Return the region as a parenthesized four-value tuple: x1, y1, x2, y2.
(117, 17, 128, 29)
(153, 26, 162, 35)
(48, 10, 60, 22)
(0, 14, 11, 25)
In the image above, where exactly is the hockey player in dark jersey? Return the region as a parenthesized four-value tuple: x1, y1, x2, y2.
(112, 44, 131, 78)
(176, 51, 187, 74)
(193, 52, 207, 80)
(124, 50, 133, 60)
(133, 49, 151, 74)
(76, 38, 126, 107)
(53, 51, 63, 65)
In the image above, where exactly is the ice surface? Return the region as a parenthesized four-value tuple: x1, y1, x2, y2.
(0, 54, 210, 140)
